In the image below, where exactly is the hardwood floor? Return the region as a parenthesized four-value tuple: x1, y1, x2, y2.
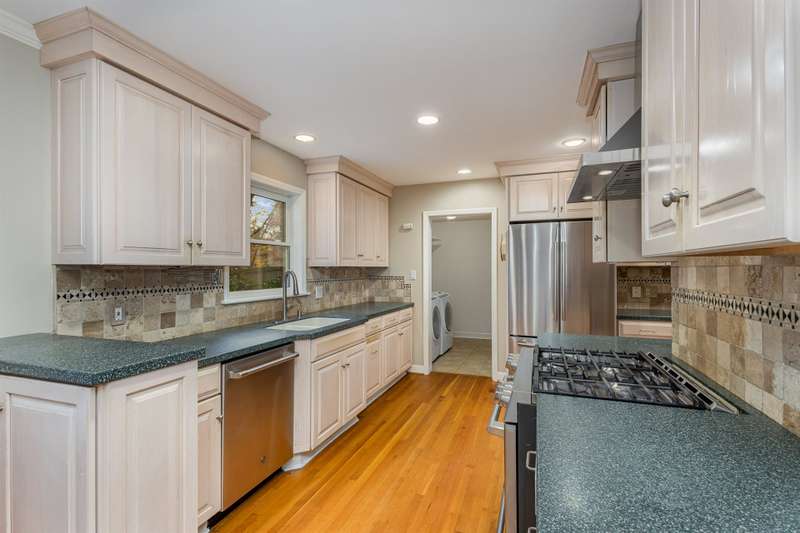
(213, 372, 503, 533)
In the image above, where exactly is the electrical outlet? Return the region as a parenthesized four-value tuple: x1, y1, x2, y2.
(409, 270, 417, 281)
(315, 286, 324, 299)
(631, 286, 642, 298)
(645, 285, 657, 297)
(211, 270, 220, 285)
(111, 304, 126, 325)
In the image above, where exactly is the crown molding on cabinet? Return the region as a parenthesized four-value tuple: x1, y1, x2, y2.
(495, 154, 580, 178)
(305, 156, 394, 197)
(33, 7, 268, 133)
(0, 8, 41, 49)
(576, 41, 636, 116)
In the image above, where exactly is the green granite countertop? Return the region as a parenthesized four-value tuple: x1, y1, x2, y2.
(531, 333, 800, 532)
(616, 308, 673, 322)
(0, 302, 413, 386)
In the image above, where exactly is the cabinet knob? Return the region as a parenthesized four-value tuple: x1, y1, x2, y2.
(185, 240, 194, 246)
(593, 235, 602, 242)
(196, 241, 203, 248)
(552, 206, 556, 212)
(661, 188, 689, 207)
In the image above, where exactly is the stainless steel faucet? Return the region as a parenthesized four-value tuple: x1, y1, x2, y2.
(282, 270, 300, 321)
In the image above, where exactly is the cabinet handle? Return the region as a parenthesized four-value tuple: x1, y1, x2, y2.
(185, 240, 194, 246)
(593, 235, 602, 242)
(552, 206, 556, 212)
(196, 241, 203, 247)
(216, 415, 223, 422)
(560, 206, 564, 212)
(661, 188, 689, 207)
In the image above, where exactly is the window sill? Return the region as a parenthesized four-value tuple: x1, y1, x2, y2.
(222, 291, 310, 305)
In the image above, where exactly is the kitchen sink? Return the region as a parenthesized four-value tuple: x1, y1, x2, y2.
(266, 317, 350, 331)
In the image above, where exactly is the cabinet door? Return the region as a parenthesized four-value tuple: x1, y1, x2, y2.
(382, 327, 400, 382)
(356, 186, 377, 266)
(592, 200, 607, 263)
(97, 361, 197, 533)
(99, 62, 192, 265)
(684, 0, 787, 251)
(365, 336, 383, 397)
(558, 172, 593, 219)
(590, 84, 607, 151)
(0, 377, 94, 533)
(192, 107, 251, 266)
(509, 174, 558, 221)
(197, 395, 221, 526)
(308, 173, 338, 266)
(311, 354, 343, 447)
(641, 0, 694, 255)
(337, 175, 359, 266)
(342, 344, 366, 421)
(399, 322, 413, 371)
(375, 195, 389, 266)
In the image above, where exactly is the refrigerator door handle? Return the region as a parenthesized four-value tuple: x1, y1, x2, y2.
(559, 223, 566, 333)
(552, 226, 560, 333)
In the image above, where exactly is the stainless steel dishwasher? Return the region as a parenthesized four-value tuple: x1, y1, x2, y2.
(221, 344, 298, 509)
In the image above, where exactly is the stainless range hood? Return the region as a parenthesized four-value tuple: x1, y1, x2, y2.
(567, 108, 642, 204)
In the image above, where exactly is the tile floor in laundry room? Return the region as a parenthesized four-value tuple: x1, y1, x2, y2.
(432, 338, 493, 377)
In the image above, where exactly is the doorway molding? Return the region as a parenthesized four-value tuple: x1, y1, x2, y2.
(421, 207, 499, 380)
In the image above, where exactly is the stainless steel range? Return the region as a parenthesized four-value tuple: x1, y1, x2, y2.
(488, 342, 736, 532)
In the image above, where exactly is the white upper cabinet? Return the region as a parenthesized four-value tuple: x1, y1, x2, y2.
(509, 171, 593, 222)
(191, 108, 250, 266)
(642, 0, 799, 255)
(558, 172, 594, 219)
(590, 85, 607, 151)
(99, 62, 193, 265)
(52, 59, 251, 266)
(307, 172, 390, 267)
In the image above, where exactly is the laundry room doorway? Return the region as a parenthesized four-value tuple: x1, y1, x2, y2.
(423, 209, 496, 377)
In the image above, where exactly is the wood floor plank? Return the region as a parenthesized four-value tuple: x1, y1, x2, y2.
(212, 372, 503, 533)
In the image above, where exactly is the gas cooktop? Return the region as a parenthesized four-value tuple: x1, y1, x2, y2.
(533, 347, 738, 414)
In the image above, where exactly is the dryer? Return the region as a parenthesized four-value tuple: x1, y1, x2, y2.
(430, 293, 443, 361)
(440, 292, 454, 353)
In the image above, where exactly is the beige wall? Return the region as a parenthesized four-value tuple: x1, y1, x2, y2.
(252, 138, 307, 190)
(0, 35, 53, 337)
(389, 178, 508, 374)
(432, 218, 492, 338)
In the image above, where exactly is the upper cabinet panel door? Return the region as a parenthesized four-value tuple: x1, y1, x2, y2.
(192, 107, 251, 266)
(307, 173, 338, 266)
(684, 0, 788, 251)
(509, 174, 558, 221)
(375, 195, 389, 267)
(558, 172, 593, 219)
(337, 176, 359, 266)
(356, 186, 377, 266)
(641, 0, 691, 256)
(99, 62, 192, 265)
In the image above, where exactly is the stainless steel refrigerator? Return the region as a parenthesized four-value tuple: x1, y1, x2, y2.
(508, 220, 615, 354)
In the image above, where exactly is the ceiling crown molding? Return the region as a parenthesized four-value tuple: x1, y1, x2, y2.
(305, 156, 394, 197)
(33, 7, 268, 133)
(0, 8, 41, 49)
(495, 154, 580, 178)
(576, 41, 636, 116)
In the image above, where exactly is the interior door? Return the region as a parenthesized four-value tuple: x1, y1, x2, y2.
(684, 0, 787, 251)
(99, 61, 192, 265)
(192, 107, 251, 266)
(641, 0, 690, 255)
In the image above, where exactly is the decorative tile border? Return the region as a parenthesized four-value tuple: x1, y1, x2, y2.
(56, 283, 223, 302)
(618, 278, 671, 286)
(673, 287, 800, 330)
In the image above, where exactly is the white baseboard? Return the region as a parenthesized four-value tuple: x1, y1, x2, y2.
(409, 364, 429, 375)
(283, 417, 359, 471)
(453, 331, 492, 340)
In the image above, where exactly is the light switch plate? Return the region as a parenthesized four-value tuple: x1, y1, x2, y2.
(631, 286, 642, 298)
(315, 286, 324, 299)
(409, 270, 417, 281)
(111, 303, 126, 325)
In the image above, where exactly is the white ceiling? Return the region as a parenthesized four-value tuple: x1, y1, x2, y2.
(3, 0, 639, 185)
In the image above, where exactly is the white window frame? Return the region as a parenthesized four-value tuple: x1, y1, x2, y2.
(223, 173, 307, 304)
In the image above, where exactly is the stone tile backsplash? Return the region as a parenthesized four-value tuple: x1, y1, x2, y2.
(55, 266, 411, 342)
(617, 265, 672, 310)
(672, 255, 800, 437)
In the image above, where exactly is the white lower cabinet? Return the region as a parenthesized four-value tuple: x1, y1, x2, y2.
(382, 326, 401, 382)
(365, 335, 383, 398)
(197, 395, 222, 526)
(399, 322, 413, 371)
(311, 343, 366, 448)
(342, 345, 366, 420)
(0, 376, 95, 533)
(0, 362, 198, 533)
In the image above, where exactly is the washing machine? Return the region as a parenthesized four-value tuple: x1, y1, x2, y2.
(440, 293, 454, 353)
(430, 293, 443, 361)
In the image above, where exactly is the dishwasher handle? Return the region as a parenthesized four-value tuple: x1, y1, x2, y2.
(227, 352, 299, 380)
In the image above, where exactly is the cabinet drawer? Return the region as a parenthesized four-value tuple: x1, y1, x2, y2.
(397, 308, 413, 324)
(382, 312, 400, 328)
(365, 317, 383, 337)
(311, 325, 366, 361)
(197, 364, 221, 400)
(618, 320, 673, 340)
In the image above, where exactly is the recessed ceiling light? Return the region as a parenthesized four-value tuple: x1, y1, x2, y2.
(598, 169, 613, 176)
(457, 168, 472, 175)
(294, 134, 316, 143)
(446, 215, 457, 220)
(561, 137, 586, 148)
(582, 195, 594, 201)
(417, 115, 439, 126)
